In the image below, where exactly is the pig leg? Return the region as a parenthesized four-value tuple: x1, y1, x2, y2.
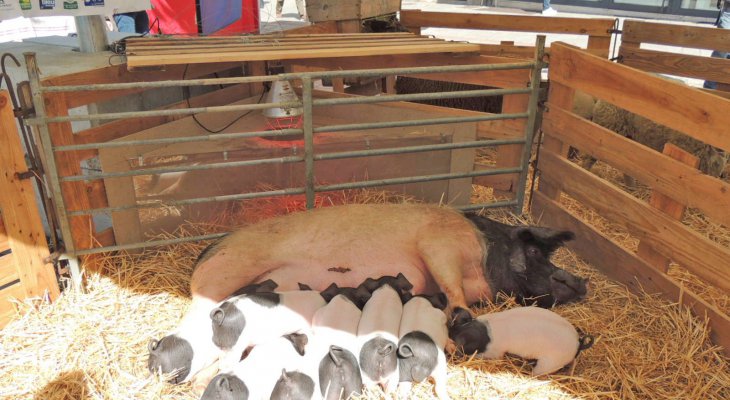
(432, 351, 451, 400)
(191, 362, 220, 396)
(417, 239, 468, 315)
(532, 356, 563, 376)
(397, 381, 412, 399)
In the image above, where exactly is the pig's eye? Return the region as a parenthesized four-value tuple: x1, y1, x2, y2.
(526, 247, 541, 257)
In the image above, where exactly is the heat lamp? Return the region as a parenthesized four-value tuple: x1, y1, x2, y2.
(262, 79, 304, 140)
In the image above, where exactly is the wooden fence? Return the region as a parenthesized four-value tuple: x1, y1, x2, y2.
(620, 20, 730, 92)
(0, 90, 60, 328)
(533, 42, 730, 354)
(400, 9, 616, 58)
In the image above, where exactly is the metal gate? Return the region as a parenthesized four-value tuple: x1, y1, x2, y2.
(22, 37, 546, 270)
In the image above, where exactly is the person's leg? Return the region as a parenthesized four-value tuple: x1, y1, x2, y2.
(704, 11, 730, 88)
(295, 0, 306, 19)
(134, 11, 150, 34)
(113, 13, 136, 33)
(276, 0, 284, 17)
(543, 0, 550, 11)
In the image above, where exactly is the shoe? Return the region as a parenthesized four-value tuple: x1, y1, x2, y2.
(542, 7, 558, 16)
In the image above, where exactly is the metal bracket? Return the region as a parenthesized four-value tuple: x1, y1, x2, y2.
(15, 169, 36, 180)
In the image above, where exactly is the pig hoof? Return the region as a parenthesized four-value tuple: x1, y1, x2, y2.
(445, 339, 457, 355)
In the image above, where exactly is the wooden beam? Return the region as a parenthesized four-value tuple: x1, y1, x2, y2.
(619, 47, 730, 85)
(283, 21, 339, 34)
(622, 20, 730, 52)
(539, 150, 730, 291)
(538, 81, 575, 200)
(541, 104, 730, 227)
(0, 91, 59, 300)
(531, 191, 730, 356)
(127, 43, 482, 68)
(400, 10, 614, 36)
(636, 144, 699, 272)
(550, 42, 730, 153)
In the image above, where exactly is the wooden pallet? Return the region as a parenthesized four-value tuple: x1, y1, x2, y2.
(124, 33, 481, 68)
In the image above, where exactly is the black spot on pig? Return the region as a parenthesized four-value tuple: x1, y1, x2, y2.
(447, 308, 490, 356)
(398, 331, 438, 383)
(298, 282, 313, 291)
(229, 279, 279, 298)
(271, 369, 315, 400)
(464, 213, 586, 308)
(283, 332, 309, 356)
(201, 373, 248, 400)
(359, 337, 397, 382)
(147, 335, 194, 383)
(248, 292, 281, 308)
(415, 292, 448, 310)
(319, 345, 362, 400)
(360, 273, 413, 301)
(320, 283, 340, 303)
(210, 301, 245, 349)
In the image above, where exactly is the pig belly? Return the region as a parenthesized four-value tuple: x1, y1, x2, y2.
(257, 262, 436, 294)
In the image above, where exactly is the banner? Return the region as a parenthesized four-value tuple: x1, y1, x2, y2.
(0, 0, 150, 19)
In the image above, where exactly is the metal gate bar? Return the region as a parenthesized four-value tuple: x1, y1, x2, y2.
(24, 36, 546, 257)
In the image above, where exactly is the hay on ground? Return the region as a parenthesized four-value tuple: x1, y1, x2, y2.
(1, 188, 728, 400)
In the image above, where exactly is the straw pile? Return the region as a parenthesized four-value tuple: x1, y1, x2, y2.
(1, 188, 729, 400)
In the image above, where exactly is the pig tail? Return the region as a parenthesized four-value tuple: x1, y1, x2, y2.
(575, 328, 595, 356)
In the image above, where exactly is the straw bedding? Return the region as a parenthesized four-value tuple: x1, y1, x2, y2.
(1, 189, 729, 400)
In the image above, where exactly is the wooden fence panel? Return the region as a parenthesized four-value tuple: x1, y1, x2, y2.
(0, 90, 60, 329)
(622, 20, 730, 52)
(619, 47, 730, 85)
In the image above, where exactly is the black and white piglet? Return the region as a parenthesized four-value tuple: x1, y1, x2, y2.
(201, 335, 316, 400)
(449, 306, 594, 375)
(313, 283, 372, 400)
(210, 289, 326, 370)
(357, 274, 413, 394)
(148, 280, 280, 384)
(397, 293, 451, 400)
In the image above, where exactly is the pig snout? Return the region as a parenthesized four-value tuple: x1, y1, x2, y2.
(320, 345, 363, 400)
(271, 369, 316, 400)
(397, 331, 438, 382)
(210, 301, 245, 349)
(147, 335, 194, 383)
(550, 269, 588, 305)
(201, 373, 249, 400)
(359, 337, 398, 382)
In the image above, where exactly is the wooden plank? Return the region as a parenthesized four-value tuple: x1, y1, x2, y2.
(479, 44, 606, 59)
(539, 149, 730, 291)
(288, 53, 528, 89)
(493, 93, 528, 194)
(622, 20, 730, 53)
(549, 42, 730, 153)
(127, 43, 482, 67)
(400, 10, 614, 36)
(586, 35, 611, 58)
(0, 281, 25, 328)
(283, 21, 339, 34)
(45, 94, 94, 251)
(620, 47, 730, 85)
(43, 63, 244, 109)
(336, 19, 362, 34)
(636, 144, 699, 273)
(542, 104, 730, 227)
(539, 81, 575, 200)
(0, 255, 19, 287)
(531, 191, 730, 356)
(73, 83, 251, 147)
(0, 213, 8, 252)
(0, 91, 59, 300)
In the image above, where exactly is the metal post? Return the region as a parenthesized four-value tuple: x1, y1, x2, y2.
(74, 16, 109, 53)
(514, 36, 547, 215)
(60, 254, 83, 292)
(24, 53, 77, 255)
(302, 77, 315, 209)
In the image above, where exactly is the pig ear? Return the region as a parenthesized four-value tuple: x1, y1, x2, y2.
(397, 343, 415, 358)
(450, 307, 473, 327)
(148, 338, 160, 353)
(210, 308, 226, 326)
(329, 345, 344, 367)
(511, 227, 535, 242)
(298, 282, 313, 291)
(401, 292, 413, 304)
(378, 343, 395, 356)
(354, 286, 372, 306)
(258, 279, 279, 292)
(217, 376, 231, 391)
(431, 293, 448, 310)
(396, 273, 414, 291)
(361, 278, 379, 292)
(283, 333, 308, 356)
(509, 247, 527, 274)
(280, 369, 289, 381)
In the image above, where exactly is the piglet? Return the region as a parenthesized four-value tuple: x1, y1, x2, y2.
(313, 283, 372, 400)
(201, 335, 311, 400)
(210, 290, 326, 370)
(148, 280, 280, 384)
(449, 306, 594, 375)
(357, 274, 413, 393)
(397, 293, 451, 400)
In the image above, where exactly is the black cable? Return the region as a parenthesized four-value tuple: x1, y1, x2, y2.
(182, 63, 266, 134)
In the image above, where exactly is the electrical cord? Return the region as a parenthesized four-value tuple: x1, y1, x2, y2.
(182, 63, 266, 134)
